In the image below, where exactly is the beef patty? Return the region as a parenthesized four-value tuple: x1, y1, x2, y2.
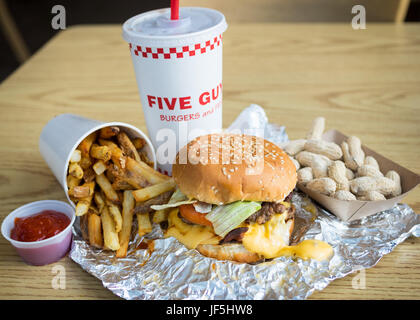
(246, 200, 295, 225)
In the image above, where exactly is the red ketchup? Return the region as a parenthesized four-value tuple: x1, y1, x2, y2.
(11, 210, 70, 242)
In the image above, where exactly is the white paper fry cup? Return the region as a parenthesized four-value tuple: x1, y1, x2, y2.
(39, 114, 156, 207)
(123, 7, 228, 175)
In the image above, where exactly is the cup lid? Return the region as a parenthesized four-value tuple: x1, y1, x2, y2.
(122, 7, 227, 47)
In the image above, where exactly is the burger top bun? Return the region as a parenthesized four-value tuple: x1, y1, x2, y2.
(172, 133, 297, 204)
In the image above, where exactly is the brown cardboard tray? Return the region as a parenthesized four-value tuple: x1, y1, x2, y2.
(297, 130, 420, 222)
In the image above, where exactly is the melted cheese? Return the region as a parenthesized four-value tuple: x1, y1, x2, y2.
(164, 208, 220, 249)
(276, 239, 333, 261)
(242, 210, 333, 261)
(280, 201, 291, 209)
(242, 213, 291, 259)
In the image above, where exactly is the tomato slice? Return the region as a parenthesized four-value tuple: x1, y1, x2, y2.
(179, 204, 212, 227)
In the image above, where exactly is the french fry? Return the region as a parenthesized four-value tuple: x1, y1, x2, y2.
(117, 132, 141, 162)
(112, 178, 134, 190)
(70, 149, 82, 163)
(153, 209, 169, 224)
(133, 190, 173, 215)
(94, 191, 105, 213)
(98, 138, 118, 150)
(79, 132, 97, 158)
(137, 213, 152, 237)
(106, 166, 116, 183)
(132, 178, 176, 202)
(101, 206, 120, 250)
(67, 175, 81, 189)
(79, 156, 92, 170)
(117, 191, 124, 204)
(139, 150, 154, 168)
(92, 160, 107, 175)
(83, 167, 96, 183)
(72, 184, 91, 198)
(108, 163, 148, 189)
(116, 191, 135, 258)
(69, 162, 83, 179)
(133, 137, 146, 150)
(90, 144, 111, 161)
(106, 198, 123, 233)
(96, 173, 120, 204)
(76, 200, 90, 216)
(99, 126, 120, 139)
(88, 213, 103, 248)
(126, 157, 169, 185)
(89, 206, 100, 215)
(79, 214, 89, 241)
(99, 139, 126, 169)
(75, 182, 95, 216)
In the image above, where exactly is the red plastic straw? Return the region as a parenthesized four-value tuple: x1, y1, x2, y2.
(171, 0, 179, 20)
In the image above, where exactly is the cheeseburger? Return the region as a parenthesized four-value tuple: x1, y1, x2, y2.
(152, 133, 298, 263)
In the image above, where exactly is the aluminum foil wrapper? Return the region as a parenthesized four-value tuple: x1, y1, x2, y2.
(70, 104, 420, 300)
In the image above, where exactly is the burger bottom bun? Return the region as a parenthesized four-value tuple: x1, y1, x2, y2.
(196, 243, 261, 263)
(196, 217, 294, 263)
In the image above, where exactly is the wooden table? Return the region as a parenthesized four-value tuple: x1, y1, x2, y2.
(0, 23, 419, 300)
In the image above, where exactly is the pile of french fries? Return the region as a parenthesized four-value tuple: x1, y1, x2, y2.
(67, 126, 175, 258)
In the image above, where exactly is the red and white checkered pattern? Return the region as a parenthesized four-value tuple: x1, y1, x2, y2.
(129, 34, 222, 59)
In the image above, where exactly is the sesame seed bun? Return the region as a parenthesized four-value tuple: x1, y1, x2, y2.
(172, 133, 297, 204)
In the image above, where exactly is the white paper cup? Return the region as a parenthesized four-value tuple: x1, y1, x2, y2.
(39, 114, 156, 206)
(123, 7, 228, 175)
(1, 200, 75, 266)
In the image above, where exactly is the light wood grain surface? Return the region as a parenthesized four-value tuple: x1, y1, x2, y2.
(0, 23, 419, 300)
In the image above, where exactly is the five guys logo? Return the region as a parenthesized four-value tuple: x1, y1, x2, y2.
(147, 83, 222, 110)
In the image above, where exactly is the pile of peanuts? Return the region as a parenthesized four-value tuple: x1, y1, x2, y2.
(283, 117, 402, 201)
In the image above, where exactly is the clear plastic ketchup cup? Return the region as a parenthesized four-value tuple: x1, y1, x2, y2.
(1, 200, 75, 266)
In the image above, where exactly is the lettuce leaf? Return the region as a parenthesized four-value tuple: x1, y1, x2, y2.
(205, 201, 261, 237)
(150, 188, 196, 211)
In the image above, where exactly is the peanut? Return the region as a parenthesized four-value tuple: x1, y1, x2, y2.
(296, 151, 332, 179)
(345, 168, 355, 180)
(295, 151, 332, 168)
(385, 170, 402, 197)
(328, 160, 349, 191)
(334, 190, 357, 201)
(375, 177, 396, 196)
(341, 142, 358, 171)
(304, 140, 343, 160)
(347, 136, 365, 168)
(350, 177, 377, 195)
(290, 157, 300, 170)
(312, 160, 329, 178)
(356, 164, 383, 178)
(306, 117, 325, 140)
(297, 167, 313, 185)
(366, 191, 386, 201)
(306, 178, 336, 196)
(350, 176, 396, 196)
(364, 156, 379, 171)
(357, 191, 386, 201)
(284, 139, 307, 156)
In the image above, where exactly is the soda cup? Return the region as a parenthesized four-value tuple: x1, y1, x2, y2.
(122, 7, 228, 175)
